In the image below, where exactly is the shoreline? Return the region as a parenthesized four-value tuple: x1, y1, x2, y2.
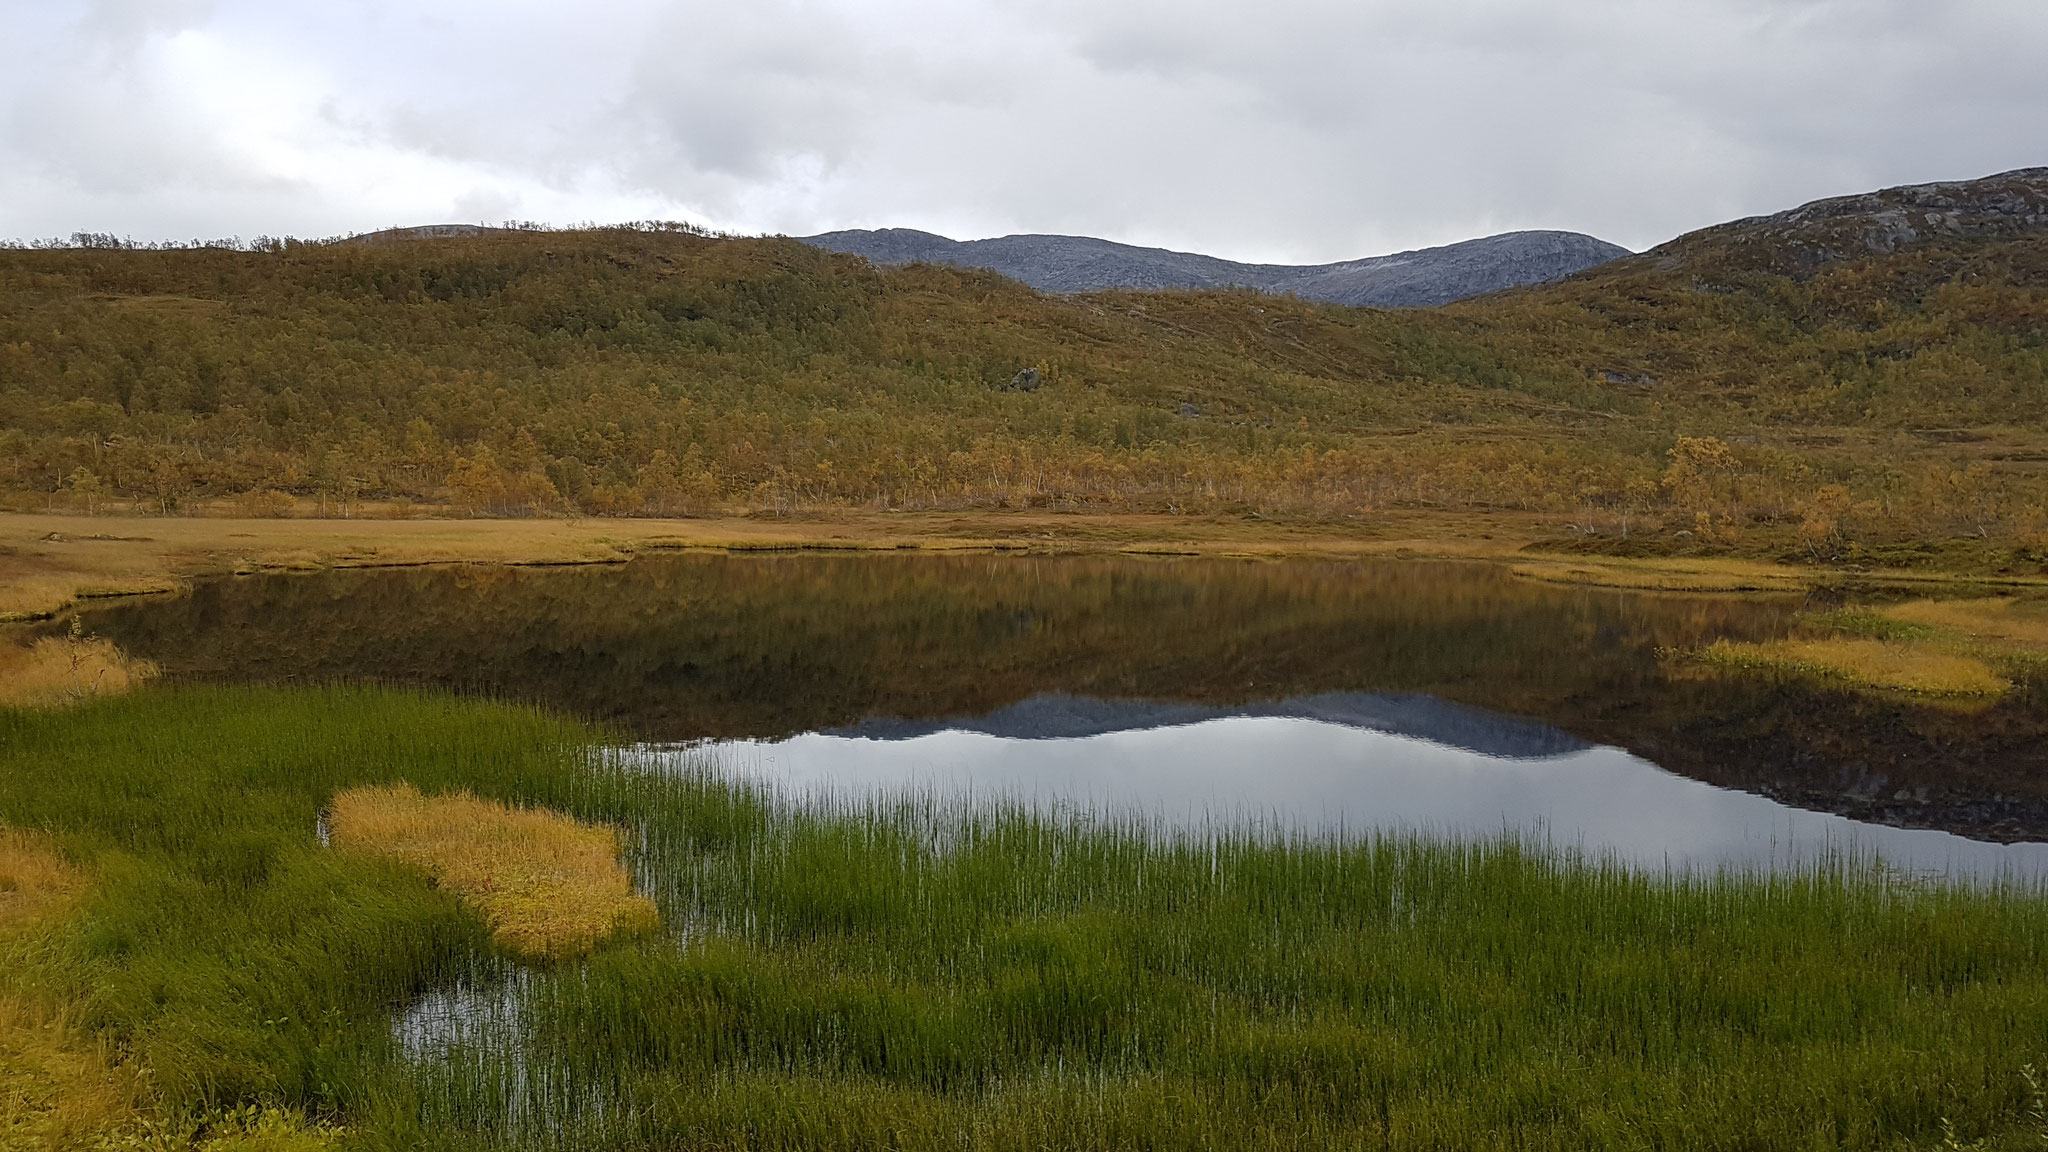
(5, 509, 2041, 623)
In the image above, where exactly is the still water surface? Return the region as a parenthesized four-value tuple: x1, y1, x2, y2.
(68, 552, 2048, 876)
(692, 694, 2048, 877)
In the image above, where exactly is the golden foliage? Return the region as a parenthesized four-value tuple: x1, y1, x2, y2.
(327, 784, 657, 959)
(231, 489, 297, 519)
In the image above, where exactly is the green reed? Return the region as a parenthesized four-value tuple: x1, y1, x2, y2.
(6, 686, 2048, 1150)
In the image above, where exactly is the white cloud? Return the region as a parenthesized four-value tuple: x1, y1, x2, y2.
(1, 0, 2043, 257)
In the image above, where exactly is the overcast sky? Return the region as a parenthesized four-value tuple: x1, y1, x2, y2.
(3, 0, 2045, 262)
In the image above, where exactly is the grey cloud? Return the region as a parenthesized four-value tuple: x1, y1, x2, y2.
(0, 0, 2043, 258)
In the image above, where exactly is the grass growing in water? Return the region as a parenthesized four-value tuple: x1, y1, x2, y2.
(1884, 597, 2048, 651)
(1681, 595, 2048, 703)
(3, 686, 2048, 1148)
(1686, 636, 2013, 698)
(329, 784, 657, 959)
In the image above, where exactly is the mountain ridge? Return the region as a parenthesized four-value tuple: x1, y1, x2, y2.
(798, 227, 1631, 308)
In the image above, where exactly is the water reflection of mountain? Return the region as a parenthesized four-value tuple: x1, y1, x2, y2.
(831, 692, 1592, 761)
(67, 553, 2048, 843)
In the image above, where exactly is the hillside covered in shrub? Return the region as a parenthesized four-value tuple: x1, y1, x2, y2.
(4, 169, 2047, 564)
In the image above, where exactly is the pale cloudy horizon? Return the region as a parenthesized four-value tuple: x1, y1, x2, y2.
(3, 0, 2045, 263)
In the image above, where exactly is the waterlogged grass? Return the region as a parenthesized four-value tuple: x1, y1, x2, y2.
(330, 784, 657, 959)
(1884, 597, 2048, 651)
(1686, 636, 2013, 698)
(1683, 595, 2048, 703)
(4, 688, 2048, 1148)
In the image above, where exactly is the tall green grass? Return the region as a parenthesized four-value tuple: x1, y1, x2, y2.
(6, 686, 2048, 1149)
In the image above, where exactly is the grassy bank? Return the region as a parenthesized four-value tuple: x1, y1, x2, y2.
(15, 508, 2048, 628)
(5, 687, 2048, 1149)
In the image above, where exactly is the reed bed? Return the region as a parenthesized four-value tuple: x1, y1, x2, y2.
(4, 687, 2048, 1149)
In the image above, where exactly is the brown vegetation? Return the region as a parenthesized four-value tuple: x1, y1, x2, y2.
(327, 784, 656, 959)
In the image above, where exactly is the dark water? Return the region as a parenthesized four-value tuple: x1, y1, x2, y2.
(68, 553, 2048, 872)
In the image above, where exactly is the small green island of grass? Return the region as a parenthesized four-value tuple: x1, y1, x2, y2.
(1678, 594, 2048, 705)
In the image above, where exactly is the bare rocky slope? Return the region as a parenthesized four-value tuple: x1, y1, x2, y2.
(1633, 166, 2048, 279)
(798, 227, 1630, 308)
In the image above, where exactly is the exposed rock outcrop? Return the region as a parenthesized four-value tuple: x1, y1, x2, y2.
(1646, 167, 2048, 277)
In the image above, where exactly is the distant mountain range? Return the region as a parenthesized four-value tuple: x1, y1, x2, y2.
(797, 228, 1631, 308)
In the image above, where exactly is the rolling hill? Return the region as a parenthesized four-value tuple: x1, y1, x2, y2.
(2, 167, 2046, 566)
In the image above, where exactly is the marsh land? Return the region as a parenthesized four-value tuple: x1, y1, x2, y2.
(1, 546, 2046, 1147)
(7, 169, 2048, 1149)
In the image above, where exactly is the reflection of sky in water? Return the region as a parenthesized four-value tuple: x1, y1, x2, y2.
(685, 712, 2048, 881)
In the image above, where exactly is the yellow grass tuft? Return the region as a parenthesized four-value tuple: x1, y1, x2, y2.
(328, 784, 657, 959)
(0, 630, 158, 711)
(1689, 637, 2011, 698)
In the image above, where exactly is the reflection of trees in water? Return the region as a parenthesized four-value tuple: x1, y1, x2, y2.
(79, 555, 1767, 735)
(79, 555, 2048, 839)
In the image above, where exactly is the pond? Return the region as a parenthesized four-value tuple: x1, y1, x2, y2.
(70, 552, 2048, 876)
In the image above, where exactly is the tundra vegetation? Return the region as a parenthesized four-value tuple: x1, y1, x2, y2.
(1, 685, 2047, 1149)
(2, 215, 2046, 572)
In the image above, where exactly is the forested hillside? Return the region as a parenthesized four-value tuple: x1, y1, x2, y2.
(4, 169, 2047, 564)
